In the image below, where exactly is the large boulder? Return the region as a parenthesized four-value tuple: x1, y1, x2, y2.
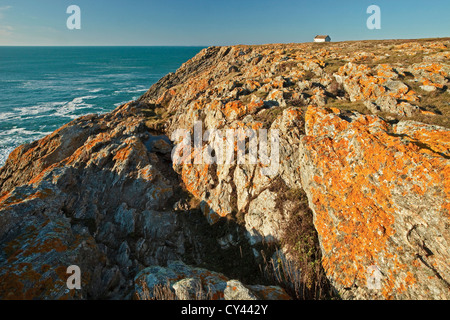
(299, 106, 450, 299)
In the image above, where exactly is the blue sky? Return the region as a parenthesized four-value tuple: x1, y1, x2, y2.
(0, 0, 449, 46)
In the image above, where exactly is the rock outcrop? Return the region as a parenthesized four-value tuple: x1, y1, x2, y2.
(0, 103, 285, 299)
(135, 260, 290, 300)
(1, 38, 449, 300)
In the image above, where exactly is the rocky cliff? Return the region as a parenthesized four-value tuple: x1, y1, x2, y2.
(1, 38, 449, 300)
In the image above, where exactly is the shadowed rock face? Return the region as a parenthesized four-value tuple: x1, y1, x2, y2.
(0, 104, 185, 299)
(1, 38, 449, 300)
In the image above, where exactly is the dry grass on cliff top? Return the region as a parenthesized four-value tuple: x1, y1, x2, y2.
(406, 89, 450, 128)
(279, 38, 450, 128)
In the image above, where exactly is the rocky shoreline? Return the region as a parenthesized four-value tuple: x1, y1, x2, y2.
(0, 38, 449, 300)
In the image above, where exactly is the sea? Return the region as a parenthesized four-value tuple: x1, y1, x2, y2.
(0, 46, 204, 166)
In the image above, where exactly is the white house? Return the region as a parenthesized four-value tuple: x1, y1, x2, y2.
(314, 35, 331, 43)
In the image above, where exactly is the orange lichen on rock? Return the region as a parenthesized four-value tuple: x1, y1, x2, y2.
(156, 88, 176, 106)
(414, 130, 450, 156)
(0, 191, 11, 206)
(113, 144, 133, 162)
(422, 78, 445, 89)
(376, 64, 397, 79)
(0, 268, 66, 300)
(245, 80, 261, 91)
(52, 131, 109, 168)
(300, 106, 450, 299)
(0, 188, 53, 209)
(220, 97, 264, 121)
(223, 100, 245, 119)
(247, 97, 264, 111)
(180, 148, 210, 201)
(414, 63, 447, 77)
(0, 219, 85, 300)
(27, 164, 59, 186)
(338, 63, 389, 101)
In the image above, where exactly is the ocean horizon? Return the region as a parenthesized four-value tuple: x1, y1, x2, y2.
(0, 46, 205, 166)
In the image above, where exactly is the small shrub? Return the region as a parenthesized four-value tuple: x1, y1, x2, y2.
(261, 186, 336, 300)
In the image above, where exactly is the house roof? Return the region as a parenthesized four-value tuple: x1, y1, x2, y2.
(315, 35, 330, 39)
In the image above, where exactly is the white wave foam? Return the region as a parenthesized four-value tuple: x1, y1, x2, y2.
(0, 128, 52, 167)
(0, 112, 16, 121)
(0, 79, 28, 83)
(113, 100, 131, 108)
(21, 80, 60, 90)
(0, 146, 15, 167)
(51, 95, 97, 119)
(112, 85, 148, 95)
(13, 101, 66, 116)
(0, 127, 52, 137)
(0, 90, 138, 166)
(7, 95, 98, 120)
